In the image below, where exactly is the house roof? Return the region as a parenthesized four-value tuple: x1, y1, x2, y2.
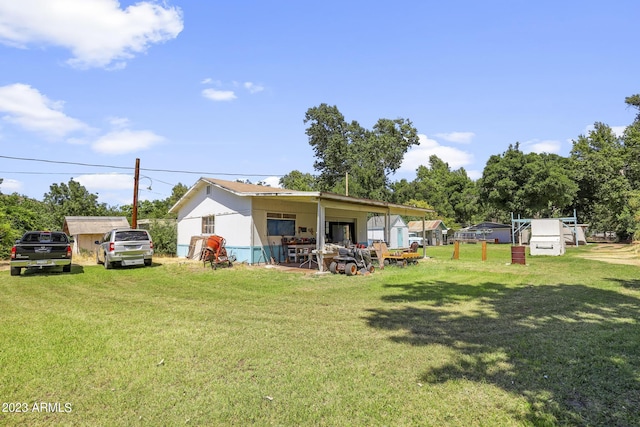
(63, 216, 130, 235)
(468, 222, 511, 230)
(407, 220, 448, 232)
(169, 177, 435, 217)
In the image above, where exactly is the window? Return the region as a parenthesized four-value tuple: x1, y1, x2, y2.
(267, 212, 296, 236)
(202, 215, 215, 234)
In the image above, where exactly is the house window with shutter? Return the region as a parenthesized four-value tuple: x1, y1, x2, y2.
(202, 215, 215, 234)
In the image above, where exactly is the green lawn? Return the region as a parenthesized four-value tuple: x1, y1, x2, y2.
(1, 244, 639, 426)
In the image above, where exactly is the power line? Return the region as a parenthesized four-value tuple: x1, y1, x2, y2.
(0, 155, 285, 177)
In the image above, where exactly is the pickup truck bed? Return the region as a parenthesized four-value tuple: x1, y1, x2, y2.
(10, 231, 73, 276)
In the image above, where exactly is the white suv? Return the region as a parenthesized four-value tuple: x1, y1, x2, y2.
(95, 229, 153, 269)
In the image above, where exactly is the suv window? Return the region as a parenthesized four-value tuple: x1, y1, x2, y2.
(114, 230, 150, 242)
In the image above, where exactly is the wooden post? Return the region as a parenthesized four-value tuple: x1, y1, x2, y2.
(132, 158, 140, 229)
(482, 241, 487, 261)
(453, 241, 459, 259)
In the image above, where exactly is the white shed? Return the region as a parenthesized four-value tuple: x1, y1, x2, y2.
(530, 219, 565, 256)
(367, 215, 408, 248)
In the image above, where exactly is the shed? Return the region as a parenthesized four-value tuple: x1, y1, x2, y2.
(168, 178, 434, 271)
(367, 215, 408, 248)
(407, 219, 449, 245)
(63, 216, 130, 254)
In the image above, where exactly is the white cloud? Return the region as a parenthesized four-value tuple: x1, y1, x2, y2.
(244, 82, 265, 94)
(202, 88, 237, 101)
(261, 176, 282, 188)
(0, 178, 23, 193)
(74, 173, 133, 191)
(400, 134, 475, 172)
(0, 0, 183, 69)
(92, 129, 165, 154)
(0, 83, 90, 138)
(434, 131, 475, 144)
(522, 139, 562, 154)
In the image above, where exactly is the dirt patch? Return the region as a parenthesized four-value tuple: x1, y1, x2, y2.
(577, 243, 640, 266)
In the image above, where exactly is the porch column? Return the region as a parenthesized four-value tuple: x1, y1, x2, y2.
(316, 200, 326, 271)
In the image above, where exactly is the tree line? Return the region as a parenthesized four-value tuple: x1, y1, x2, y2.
(282, 94, 640, 241)
(0, 180, 188, 258)
(2, 93, 639, 258)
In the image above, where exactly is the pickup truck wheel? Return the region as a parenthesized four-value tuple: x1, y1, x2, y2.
(62, 264, 71, 273)
(10, 266, 21, 276)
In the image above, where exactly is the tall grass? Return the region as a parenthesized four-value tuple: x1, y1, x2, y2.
(1, 244, 639, 426)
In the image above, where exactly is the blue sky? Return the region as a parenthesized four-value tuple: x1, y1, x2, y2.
(0, 0, 638, 206)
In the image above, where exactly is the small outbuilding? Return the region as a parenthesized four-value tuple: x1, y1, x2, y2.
(367, 215, 409, 248)
(63, 216, 130, 254)
(407, 219, 449, 245)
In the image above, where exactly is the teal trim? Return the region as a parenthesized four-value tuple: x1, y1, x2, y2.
(176, 244, 286, 264)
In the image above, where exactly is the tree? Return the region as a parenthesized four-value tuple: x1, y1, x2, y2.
(391, 155, 479, 227)
(570, 122, 631, 239)
(279, 170, 318, 191)
(43, 180, 110, 228)
(481, 144, 578, 221)
(303, 104, 419, 200)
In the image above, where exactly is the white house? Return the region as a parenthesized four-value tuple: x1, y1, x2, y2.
(168, 178, 433, 270)
(367, 215, 409, 248)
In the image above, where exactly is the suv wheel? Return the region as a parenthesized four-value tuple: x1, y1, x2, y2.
(104, 253, 112, 269)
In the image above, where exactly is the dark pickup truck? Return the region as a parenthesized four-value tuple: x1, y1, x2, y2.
(10, 231, 73, 276)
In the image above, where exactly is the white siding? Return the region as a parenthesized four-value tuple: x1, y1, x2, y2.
(176, 184, 252, 257)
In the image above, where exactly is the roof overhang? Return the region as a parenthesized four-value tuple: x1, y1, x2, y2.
(169, 177, 434, 217)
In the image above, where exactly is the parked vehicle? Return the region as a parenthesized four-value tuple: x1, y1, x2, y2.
(408, 232, 424, 247)
(329, 246, 375, 276)
(10, 231, 73, 276)
(95, 229, 153, 269)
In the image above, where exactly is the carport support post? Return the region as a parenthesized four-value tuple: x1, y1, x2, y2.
(316, 200, 326, 272)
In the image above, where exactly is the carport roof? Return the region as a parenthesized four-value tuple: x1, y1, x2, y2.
(63, 216, 130, 235)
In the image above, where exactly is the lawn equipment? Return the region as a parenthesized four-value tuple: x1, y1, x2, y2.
(201, 235, 235, 269)
(329, 246, 375, 276)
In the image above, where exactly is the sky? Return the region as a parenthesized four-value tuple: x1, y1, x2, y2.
(0, 0, 638, 207)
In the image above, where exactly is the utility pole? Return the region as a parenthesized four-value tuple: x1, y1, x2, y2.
(132, 158, 140, 229)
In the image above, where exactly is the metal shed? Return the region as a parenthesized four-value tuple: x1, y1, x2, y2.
(63, 216, 130, 255)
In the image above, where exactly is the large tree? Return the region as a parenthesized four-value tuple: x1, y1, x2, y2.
(303, 104, 419, 200)
(43, 180, 111, 228)
(480, 143, 578, 222)
(391, 155, 479, 226)
(570, 122, 631, 239)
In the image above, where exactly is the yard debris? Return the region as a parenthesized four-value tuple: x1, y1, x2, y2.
(157, 358, 165, 366)
(264, 396, 273, 401)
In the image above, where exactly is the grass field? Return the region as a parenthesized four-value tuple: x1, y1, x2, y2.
(1, 244, 639, 426)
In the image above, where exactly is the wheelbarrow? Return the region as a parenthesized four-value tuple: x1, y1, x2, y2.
(201, 235, 235, 269)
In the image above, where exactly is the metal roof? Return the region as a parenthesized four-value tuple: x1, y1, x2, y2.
(63, 216, 130, 235)
(169, 177, 434, 217)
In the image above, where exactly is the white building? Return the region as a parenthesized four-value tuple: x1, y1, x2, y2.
(169, 178, 433, 270)
(367, 215, 409, 248)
